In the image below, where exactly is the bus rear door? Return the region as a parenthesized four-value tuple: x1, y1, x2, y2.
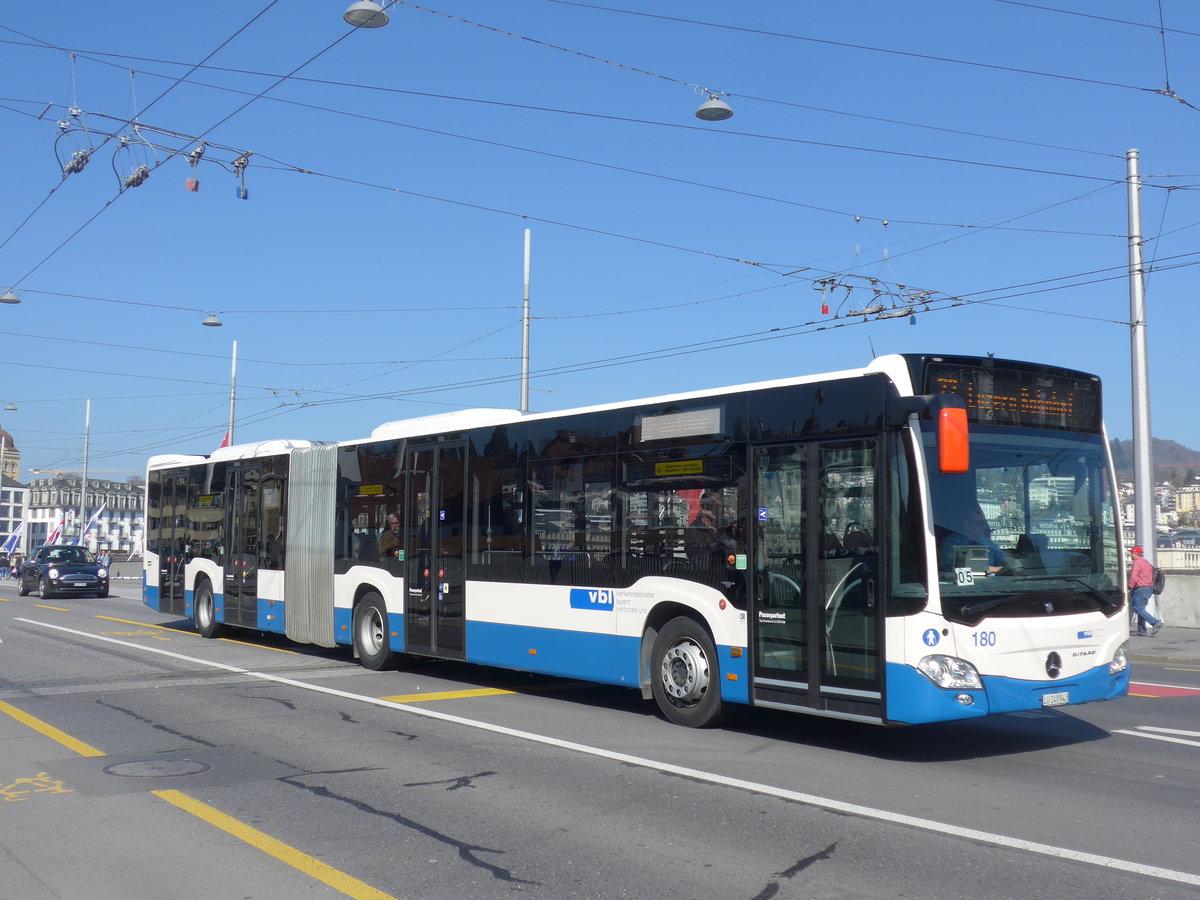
(223, 464, 261, 628)
(158, 472, 189, 616)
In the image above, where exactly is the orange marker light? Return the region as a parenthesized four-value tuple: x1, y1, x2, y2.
(938, 406, 970, 474)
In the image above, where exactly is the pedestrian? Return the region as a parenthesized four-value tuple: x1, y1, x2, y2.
(1127, 545, 1162, 637)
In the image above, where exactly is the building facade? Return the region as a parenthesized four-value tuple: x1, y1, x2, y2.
(0, 428, 26, 556)
(27, 475, 144, 557)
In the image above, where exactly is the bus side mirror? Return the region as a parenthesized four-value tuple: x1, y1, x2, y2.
(933, 396, 969, 474)
(885, 393, 969, 473)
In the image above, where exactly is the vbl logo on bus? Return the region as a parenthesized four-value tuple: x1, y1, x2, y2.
(570, 588, 616, 611)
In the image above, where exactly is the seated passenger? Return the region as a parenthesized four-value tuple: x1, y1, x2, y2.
(939, 506, 1006, 575)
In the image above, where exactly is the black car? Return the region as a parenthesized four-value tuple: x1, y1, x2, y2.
(18, 545, 110, 599)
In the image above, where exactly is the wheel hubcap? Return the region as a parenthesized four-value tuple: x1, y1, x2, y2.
(660, 639, 710, 702)
(362, 608, 384, 652)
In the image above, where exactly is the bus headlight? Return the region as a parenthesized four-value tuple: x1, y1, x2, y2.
(918, 654, 983, 690)
(1109, 641, 1129, 674)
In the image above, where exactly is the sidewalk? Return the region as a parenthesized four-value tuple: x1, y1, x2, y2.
(1128, 624, 1200, 666)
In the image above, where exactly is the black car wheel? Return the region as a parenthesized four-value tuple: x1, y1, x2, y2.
(17, 576, 29, 596)
(40, 577, 55, 600)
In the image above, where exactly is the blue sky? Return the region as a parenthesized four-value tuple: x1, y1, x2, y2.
(1, 1, 1198, 478)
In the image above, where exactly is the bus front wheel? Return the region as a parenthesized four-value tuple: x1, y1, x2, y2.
(353, 593, 396, 671)
(195, 582, 223, 639)
(650, 616, 726, 728)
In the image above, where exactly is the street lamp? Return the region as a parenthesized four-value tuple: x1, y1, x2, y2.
(695, 93, 734, 121)
(0, 290, 20, 305)
(344, 0, 389, 27)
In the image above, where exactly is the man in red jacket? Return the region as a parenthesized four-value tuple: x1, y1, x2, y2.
(1127, 545, 1162, 637)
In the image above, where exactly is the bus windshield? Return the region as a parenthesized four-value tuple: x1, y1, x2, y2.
(921, 426, 1122, 625)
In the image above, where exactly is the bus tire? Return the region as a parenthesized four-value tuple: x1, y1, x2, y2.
(354, 593, 396, 671)
(194, 581, 224, 639)
(650, 616, 726, 728)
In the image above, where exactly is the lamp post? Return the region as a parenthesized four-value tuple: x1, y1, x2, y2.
(79, 399, 90, 546)
(1127, 149, 1155, 563)
(520, 229, 531, 413)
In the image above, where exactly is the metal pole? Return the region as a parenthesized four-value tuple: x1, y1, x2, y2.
(80, 398, 90, 546)
(520, 228, 531, 413)
(1127, 149, 1156, 564)
(227, 340, 238, 445)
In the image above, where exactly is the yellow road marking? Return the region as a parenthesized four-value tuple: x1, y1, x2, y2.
(379, 687, 514, 704)
(0, 597, 11, 601)
(95, 615, 177, 630)
(94, 615, 299, 653)
(0, 700, 106, 758)
(35, 604, 68, 612)
(218, 636, 301, 654)
(153, 790, 398, 900)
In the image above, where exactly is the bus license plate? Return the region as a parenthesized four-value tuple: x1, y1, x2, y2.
(1041, 691, 1069, 707)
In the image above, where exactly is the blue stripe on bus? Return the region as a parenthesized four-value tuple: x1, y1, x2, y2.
(467, 621, 630, 685)
(465, 621, 750, 703)
(257, 599, 286, 634)
(885, 661, 1130, 725)
(143, 580, 159, 611)
(333, 606, 353, 646)
(720, 649, 749, 704)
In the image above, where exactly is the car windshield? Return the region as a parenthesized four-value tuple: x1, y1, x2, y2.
(44, 547, 97, 564)
(921, 426, 1122, 624)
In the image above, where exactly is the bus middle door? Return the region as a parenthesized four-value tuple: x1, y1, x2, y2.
(403, 444, 466, 660)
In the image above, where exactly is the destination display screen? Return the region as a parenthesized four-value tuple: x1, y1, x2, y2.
(925, 361, 1102, 432)
(637, 406, 723, 443)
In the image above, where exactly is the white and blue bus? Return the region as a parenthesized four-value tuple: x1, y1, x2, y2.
(143, 353, 1129, 727)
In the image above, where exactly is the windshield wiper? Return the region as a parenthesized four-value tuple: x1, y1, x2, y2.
(1010, 574, 1122, 610)
(959, 596, 1014, 616)
(958, 576, 1119, 617)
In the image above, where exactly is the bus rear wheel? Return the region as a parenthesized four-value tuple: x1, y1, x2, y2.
(194, 582, 223, 639)
(354, 593, 396, 671)
(650, 616, 726, 728)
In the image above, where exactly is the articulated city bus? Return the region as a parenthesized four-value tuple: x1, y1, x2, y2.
(143, 353, 1129, 727)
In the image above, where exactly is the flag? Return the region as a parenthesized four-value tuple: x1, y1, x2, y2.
(219, 429, 230, 449)
(45, 514, 66, 545)
(1, 522, 21, 555)
(78, 502, 106, 545)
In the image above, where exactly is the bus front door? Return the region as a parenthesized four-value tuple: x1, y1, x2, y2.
(222, 465, 261, 629)
(751, 439, 882, 721)
(403, 444, 466, 659)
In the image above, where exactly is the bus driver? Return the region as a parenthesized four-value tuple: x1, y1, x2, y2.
(939, 505, 1006, 575)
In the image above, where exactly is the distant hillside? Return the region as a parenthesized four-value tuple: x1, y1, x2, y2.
(1109, 438, 1200, 484)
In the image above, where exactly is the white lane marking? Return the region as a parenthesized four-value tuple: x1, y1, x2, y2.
(1138, 726, 1200, 737)
(1130, 680, 1200, 691)
(1114, 727, 1200, 748)
(16, 617, 1200, 889)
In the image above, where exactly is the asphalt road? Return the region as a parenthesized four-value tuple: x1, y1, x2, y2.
(2, 578, 1199, 899)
